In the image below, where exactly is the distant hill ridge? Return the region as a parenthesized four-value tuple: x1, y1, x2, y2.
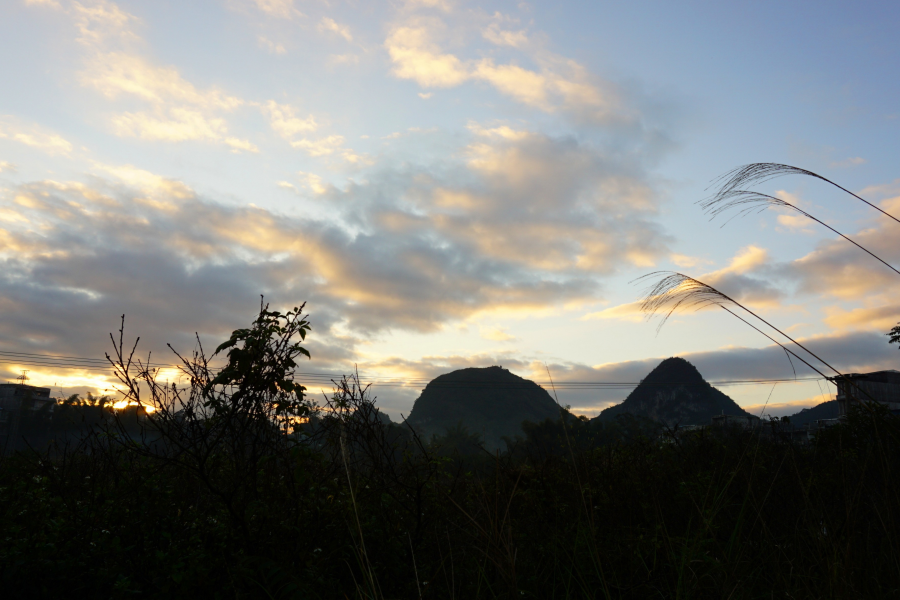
(594, 357, 752, 426)
(405, 366, 562, 450)
(783, 400, 838, 426)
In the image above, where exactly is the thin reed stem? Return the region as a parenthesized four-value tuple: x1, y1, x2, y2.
(700, 190, 900, 278)
(709, 163, 900, 225)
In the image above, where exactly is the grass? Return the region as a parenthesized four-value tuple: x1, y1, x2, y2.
(2, 400, 900, 599)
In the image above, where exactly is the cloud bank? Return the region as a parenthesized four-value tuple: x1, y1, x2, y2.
(0, 121, 668, 388)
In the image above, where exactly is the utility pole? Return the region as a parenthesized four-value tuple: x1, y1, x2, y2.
(6, 371, 31, 455)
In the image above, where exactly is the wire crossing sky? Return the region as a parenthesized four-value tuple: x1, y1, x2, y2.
(1, 0, 898, 418)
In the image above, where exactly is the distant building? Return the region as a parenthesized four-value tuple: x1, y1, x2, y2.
(832, 371, 900, 417)
(0, 384, 55, 453)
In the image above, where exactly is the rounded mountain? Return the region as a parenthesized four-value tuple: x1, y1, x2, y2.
(405, 366, 562, 449)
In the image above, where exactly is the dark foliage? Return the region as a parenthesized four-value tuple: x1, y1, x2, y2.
(3, 309, 900, 599)
(4, 401, 900, 598)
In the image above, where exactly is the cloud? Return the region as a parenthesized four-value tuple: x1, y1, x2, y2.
(0, 117, 73, 155)
(0, 172, 574, 385)
(782, 223, 900, 301)
(262, 101, 318, 140)
(258, 36, 286, 55)
(698, 245, 785, 308)
(30, 4, 254, 152)
(291, 135, 346, 157)
(859, 179, 900, 201)
(25, 0, 138, 48)
(588, 245, 784, 324)
(295, 173, 330, 195)
(467, 122, 529, 141)
(776, 213, 815, 231)
(81, 53, 242, 110)
(402, 0, 453, 11)
(329, 53, 360, 65)
(480, 327, 516, 342)
(857, 180, 900, 215)
(224, 137, 259, 154)
(472, 60, 552, 109)
(766, 190, 817, 233)
(425, 130, 668, 273)
(90, 162, 196, 199)
(0, 119, 667, 367)
(385, 19, 469, 88)
(824, 304, 900, 332)
(829, 156, 866, 169)
(670, 253, 711, 269)
(0, 161, 16, 174)
(384, 15, 622, 122)
(78, 51, 256, 149)
(111, 112, 257, 152)
(318, 17, 353, 42)
(261, 103, 359, 160)
(764, 177, 900, 311)
(252, 0, 299, 19)
(482, 23, 528, 48)
(382, 126, 437, 140)
(418, 92, 433, 99)
(595, 186, 900, 336)
(581, 301, 646, 323)
(112, 109, 228, 142)
(71, 0, 139, 48)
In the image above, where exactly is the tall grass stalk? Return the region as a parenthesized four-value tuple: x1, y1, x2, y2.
(709, 162, 900, 225)
(637, 272, 844, 378)
(636, 272, 887, 410)
(336, 374, 381, 600)
(700, 189, 900, 277)
(545, 364, 611, 600)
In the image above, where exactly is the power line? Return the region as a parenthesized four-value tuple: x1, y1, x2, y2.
(0, 349, 831, 390)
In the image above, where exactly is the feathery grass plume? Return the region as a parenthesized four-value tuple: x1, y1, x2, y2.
(709, 162, 900, 225)
(636, 271, 839, 381)
(637, 272, 887, 408)
(699, 190, 900, 277)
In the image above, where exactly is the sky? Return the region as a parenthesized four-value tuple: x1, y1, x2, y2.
(1, 0, 899, 420)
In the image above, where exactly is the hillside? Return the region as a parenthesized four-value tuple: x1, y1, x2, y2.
(405, 366, 562, 450)
(784, 400, 839, 427)
(594, 357, 751, 426)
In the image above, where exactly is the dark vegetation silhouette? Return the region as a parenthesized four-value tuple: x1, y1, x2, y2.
(2, 299, 900, 598)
